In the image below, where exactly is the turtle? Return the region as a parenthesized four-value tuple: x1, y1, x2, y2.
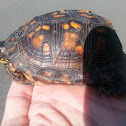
(0, 9, 126, 96)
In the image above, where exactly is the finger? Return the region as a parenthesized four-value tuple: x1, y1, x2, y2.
(29, 85, 85, 125)
(1, 81, 34, 126)
(32, 85, 85, 110)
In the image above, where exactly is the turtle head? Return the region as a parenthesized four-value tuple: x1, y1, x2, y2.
(0, 41, 7, 64)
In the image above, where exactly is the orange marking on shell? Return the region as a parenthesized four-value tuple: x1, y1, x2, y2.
(62, 23, 69, 29)
(54, 81, 61, 84)
(62, 32, 78, 50)
(13, 61, 17, 70)
(67, 81, 71, 84)
(78, 9, 86, 13)
(7, 46, 15, 53)
(30, 21, 36, 25)
(43, 71, 52, 77)
(24, 26, 29, 31)
(42, 25, 50, 30)
(61, 75, 71, 84)
(75, 45, 84, 55)
(27, 32, 35, 38)
(70, 21, 82, 29)
(43, 43, 50, 52)
(80, 14, 94, 18)
(103, 17, 112, 24)
(35, 26, 41, 32)
(15, 80, 24, 85)
(11, 38, 15, 41)
(34, 81, 46, 86)
(22, 18, 34, 26)
(86, 10, 90, 13)
(54, 15, 66, 18)
(51, 12, 58, 15)
(24, 74, 35, 83)
(31, 35, 44, 49)
(70, 33, 78, 39)
(11, 66, 16, 72)
(60, 10, 65, 13)
(61, 75, 69, 82)
(10, 61, 17, 72)
(18, 42, 23, 51)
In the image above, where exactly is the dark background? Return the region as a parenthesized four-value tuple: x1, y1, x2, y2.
(0, 0, 126, 122)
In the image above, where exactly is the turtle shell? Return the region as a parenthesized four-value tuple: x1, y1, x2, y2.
(3, 10, 126, 95)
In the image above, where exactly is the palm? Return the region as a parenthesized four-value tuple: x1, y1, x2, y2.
(1, 81, 126, 126)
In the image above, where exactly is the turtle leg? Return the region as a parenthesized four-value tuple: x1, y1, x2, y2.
(98, 81, 126, 96)
(5, 64, 32, 85)
(0, 41, 7, 64)
(7, 70, 32, 85)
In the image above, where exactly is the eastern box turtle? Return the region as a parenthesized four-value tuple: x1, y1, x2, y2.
(0, 10, 126, 96)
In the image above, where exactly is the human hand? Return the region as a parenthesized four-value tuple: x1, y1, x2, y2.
(1, 81, 126, 126)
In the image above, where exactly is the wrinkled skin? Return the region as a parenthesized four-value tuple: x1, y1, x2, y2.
(1, 81, 126, 126)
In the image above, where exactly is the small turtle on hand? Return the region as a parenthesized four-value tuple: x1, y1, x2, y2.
(0, 10, 126, 96)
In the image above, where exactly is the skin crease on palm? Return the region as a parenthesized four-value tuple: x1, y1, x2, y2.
(1, 81, 126, 126)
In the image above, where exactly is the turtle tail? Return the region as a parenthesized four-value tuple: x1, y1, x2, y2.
(0, 41, 7, 64)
